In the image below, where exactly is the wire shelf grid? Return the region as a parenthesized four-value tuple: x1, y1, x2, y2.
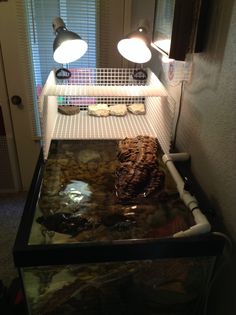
(56, 68, 147, 86)
(39, 68, 175, 159)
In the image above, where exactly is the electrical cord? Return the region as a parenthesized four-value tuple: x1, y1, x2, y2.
(171, 80, 184, 151)
(201, 231, 233, 315)
(212, 231, 233, 254)
(184, 232, 232, 315)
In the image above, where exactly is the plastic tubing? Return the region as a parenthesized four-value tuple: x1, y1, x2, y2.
(162, 153, 211, 237)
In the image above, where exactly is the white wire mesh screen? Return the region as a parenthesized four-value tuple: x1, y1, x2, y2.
(41, 68, 175, 158)
(56, 96, 145, 111)
(41, 96, 58, 160)
(54, 69, 146, 109)
(44, 68, 167, 97)
(145, 70, 175, 153)
(53, 112, 156, 140)
(56, 68, 147, 86)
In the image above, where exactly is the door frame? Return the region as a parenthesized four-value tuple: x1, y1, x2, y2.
(0, 0, 40, 190)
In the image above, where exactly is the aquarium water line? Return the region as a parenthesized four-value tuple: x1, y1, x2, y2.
(162, 153, 211, 237)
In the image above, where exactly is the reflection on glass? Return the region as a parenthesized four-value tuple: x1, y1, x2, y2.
(153, 0, 175, 54)
(22, 257, 213, 315)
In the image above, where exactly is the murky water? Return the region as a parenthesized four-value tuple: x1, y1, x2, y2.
(29, 140, 194, 245)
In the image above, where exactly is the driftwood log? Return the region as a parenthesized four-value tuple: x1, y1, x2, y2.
(115, 136, 165, 202)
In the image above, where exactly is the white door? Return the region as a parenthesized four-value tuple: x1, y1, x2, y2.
(0, 0, 40, 191)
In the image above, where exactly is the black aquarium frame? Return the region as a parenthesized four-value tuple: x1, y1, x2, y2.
(13, 148, 225, 268)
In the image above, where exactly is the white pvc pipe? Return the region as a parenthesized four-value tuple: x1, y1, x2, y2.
(162, 153, 211, 237)
(45, 85, 168, 97)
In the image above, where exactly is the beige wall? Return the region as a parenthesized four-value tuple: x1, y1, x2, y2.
(131, 0, 155, 30)
(176, 0, 236, 241)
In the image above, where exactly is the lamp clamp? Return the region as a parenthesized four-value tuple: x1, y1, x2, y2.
(52, 17, 66, 33)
